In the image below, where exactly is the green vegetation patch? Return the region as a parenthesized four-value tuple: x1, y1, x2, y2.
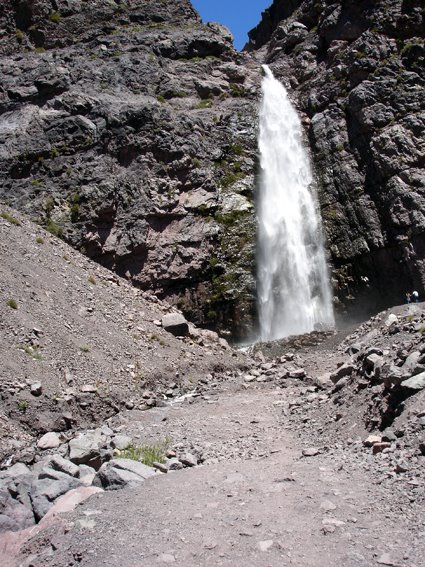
(119, 440, 169, 467)
(6, 298, 18, 309)
(1, 212, 21, 226)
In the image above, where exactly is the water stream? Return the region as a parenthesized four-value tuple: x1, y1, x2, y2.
(257, 65, 334, 341)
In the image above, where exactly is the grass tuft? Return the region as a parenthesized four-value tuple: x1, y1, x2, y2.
(1, 212, 21, 226)
(119, 440, 169, 467)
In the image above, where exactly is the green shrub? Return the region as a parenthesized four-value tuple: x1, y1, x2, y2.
(45, 219, 63, 238)
(16, 29, 24, 42)
(17, 400, 29, 413)
(6, 298, 18, 309)
(79, 344, 90, 353)
(1, 212, 21, 226)
(70, 193, 80, 222)
(196, 99, 212, 109)
(157, 95, 166, 103)
(49, 10, 61, 23)
(229, 83, 246, 98)
(35, 236, 44, 244)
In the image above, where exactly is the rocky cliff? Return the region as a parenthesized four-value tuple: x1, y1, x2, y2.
(0, 0, 261, 340)
(248, 0, 425, 317)
(1, 0, 424, 339)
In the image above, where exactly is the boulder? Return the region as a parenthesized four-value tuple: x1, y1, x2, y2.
(161, 313, 189, 337)
(30, 477, 81, 521)
(0, 490, 35, 533)
(37, 432, 61, 450)
(330, 363, 355, 384)
(401, 372, 425, 391)
(179, 453, 198, 467)
(93, 459, 155, 490)
(68, 430, 105, 469)
(50, 455, 80, 478)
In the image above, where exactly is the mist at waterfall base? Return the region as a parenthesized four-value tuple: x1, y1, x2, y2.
(256, 65, 334, 342)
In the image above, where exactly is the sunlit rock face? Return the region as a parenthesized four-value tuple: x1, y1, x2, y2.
(0, 0, 423, 339)
(0, 0, 261, 340)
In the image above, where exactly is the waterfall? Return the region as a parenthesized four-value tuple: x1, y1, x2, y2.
(257, 65, 334, 341)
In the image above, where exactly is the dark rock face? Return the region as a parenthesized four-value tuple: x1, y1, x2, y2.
(0, 0, 260, 340)
(1, 0, 424, 338)
(248, 0, 425, 317)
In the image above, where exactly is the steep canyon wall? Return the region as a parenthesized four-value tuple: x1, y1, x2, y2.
(0, 0, 424, 337)
(248, 0, 425, 318)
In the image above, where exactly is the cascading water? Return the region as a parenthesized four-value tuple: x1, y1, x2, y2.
(257, 65, 334, 341)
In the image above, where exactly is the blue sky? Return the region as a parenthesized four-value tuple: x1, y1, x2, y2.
(191, 0, 272, 50)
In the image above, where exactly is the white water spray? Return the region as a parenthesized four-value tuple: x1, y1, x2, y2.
(257, 65, 334, 341)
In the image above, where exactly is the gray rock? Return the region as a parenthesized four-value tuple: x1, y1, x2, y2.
(68, 430, 105, 469)
(0, 463, 31, 478)
(152, 462, 169, 473)
(302, 447, 319, 457)
(0, 489, 35, 533)
(30, 477, 81, 521)
(37, 432, 61, 450)
(330, 363, 355, 384)
(166, 457, 184, 471)
(50, 455, 80, 478)
(161, 313, 189, 337)
(179, 453, 198, 467)
(401, 372, 425, 391)
(111, 435, 132, 450)
(93, 459, 155, 490)
(30, 382, 42, 396)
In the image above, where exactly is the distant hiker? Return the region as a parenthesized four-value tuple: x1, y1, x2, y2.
(405, 292, 411, 304)
(412, 290, 419, 303)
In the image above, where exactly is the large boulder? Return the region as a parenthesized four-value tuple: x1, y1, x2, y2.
(93, 459, 156, 491)
(0, 490, 35, 533)
(29, 477, 81, 521)
(68, 430, 106, 469)
(161, 313, 189, 337)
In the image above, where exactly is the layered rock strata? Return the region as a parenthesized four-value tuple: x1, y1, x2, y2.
(0, 0, 260, 339)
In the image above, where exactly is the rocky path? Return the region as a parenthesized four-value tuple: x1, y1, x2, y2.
(17, 384, 424, 567)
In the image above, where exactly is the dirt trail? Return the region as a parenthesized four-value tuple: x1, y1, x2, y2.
(19, 385, 424, 567)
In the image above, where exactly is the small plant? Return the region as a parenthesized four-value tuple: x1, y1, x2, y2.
(196, 99, 212, 109)
(229, 83, 246, 98)
(6, 298, 18, 309)
(21, 344, 42, 360)
(88, 275, 97, 285)
(45, 219, 63, 238)
(119, 440, 170, 467)
(31, 179, 43, 187)
(70, 192, 80, 222)
(50, 146, 59, 158)
(80, 344, 91, 353)
(157, 95, 166, 103)
(16, 29, 24, 42)
(35, 236, 44, 244)
(1, 212, 21, 226)
(34, 47, 45, 53)
(49, 10, 61, 24)
(17, 400, 29, 413)
(229, 142, 243, 156)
